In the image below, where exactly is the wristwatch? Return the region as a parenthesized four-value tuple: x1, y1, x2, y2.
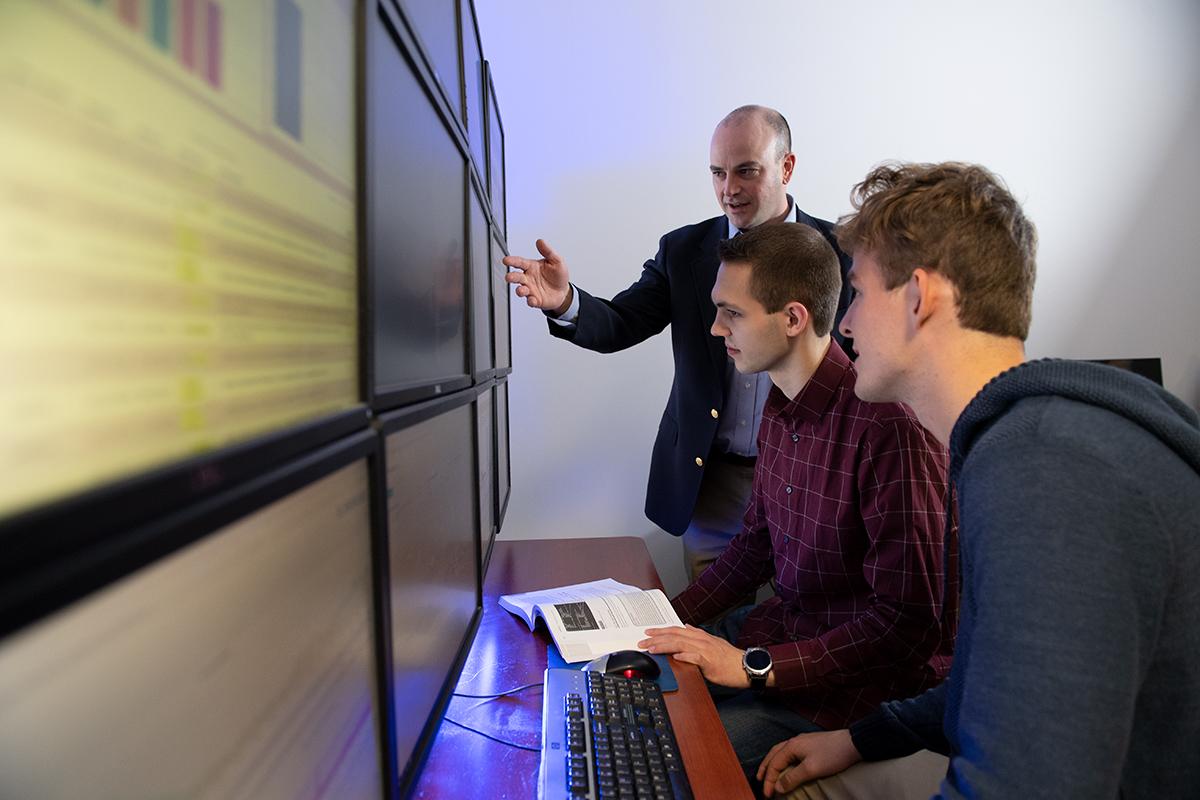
(742, 647, 772, 691)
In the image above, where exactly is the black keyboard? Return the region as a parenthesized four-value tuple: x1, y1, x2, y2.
(539, 667, 694, 800)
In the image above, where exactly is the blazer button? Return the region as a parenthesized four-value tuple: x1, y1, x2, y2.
(785, 486, 793, 494)
(791, 433, 800, 443)
(710, 409, 719, 419)
(695, 457, 704, 467)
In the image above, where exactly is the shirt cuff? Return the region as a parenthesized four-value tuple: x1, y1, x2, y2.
(849, 708, 923, 762)
(544, 284, 579, 326)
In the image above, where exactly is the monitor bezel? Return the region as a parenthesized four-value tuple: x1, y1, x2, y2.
(491, 232, 513, 377)
(484, 59, 507, 240)
(495, 378, 512, 528)
(474, 379, 499, 578)
(0, 406, 372, 621)
(459, 0, 489, 192)
(374, 386, 486, 795)
(469, 181, 497, 383)
(365, 1, 475, 411)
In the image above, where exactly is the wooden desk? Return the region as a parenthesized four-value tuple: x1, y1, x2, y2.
(413, 537, 753, 799)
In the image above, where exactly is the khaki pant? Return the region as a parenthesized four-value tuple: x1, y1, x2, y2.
(783, 751, 948, 800)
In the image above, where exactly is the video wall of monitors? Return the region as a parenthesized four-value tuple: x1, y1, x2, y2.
(1, 1, 512, 798)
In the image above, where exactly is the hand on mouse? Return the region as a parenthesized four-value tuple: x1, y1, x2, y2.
(638, 624, 758, 688)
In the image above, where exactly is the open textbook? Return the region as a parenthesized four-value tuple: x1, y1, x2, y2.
(498, 578, 684, 664)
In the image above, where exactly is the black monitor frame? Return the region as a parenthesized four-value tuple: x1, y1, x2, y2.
(459, 0, 488, 192)
(0, 430, 395, 796)
(492, 232, 513, 376)
(484, 59, 506, 240)
(387, 0, 463, 128)
(495, 378, 512, 528)
(474, 379, 498, 577)
(374, 387, 485, 795)
(365, 0, 475, 411)
(0, 406, 371, 627)
(469, 180, 496, 383)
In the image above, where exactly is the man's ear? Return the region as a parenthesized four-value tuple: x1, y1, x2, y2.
(908, 268, 948, 330)
(783, 300, 810, 337)
(781, 153, 796, 185)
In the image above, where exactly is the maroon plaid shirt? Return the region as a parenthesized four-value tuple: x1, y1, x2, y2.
(673, 341, 958, 730)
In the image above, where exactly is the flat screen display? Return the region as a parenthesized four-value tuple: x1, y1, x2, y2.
(492, 233, 512, 372)
(476, 386, 496, 570)
(470, 186, 493, 378)
(383, 399, 480, 786)
(496, 380, 511, 521)
(0, 0, 360, 519)
(461, 0, 487, 171)
(368, 7, 469, 404)
(486, 67, 506, 236)
(399, 0, 462, 121)
(0, 459, 385, 799)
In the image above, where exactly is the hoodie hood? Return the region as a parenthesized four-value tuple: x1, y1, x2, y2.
(949, 358, 1200, 481)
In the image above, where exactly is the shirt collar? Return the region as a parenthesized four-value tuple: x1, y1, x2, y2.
(765, 339, 853, 424)
(727, 195, 797, 238)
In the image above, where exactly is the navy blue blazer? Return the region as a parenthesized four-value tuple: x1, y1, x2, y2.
(549, 208, 853, 535)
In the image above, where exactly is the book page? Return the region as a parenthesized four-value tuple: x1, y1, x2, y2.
(553, 590, 682, 633)
(497, 578, 640, 629)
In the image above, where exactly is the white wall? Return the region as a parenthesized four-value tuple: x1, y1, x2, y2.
(477, 0, 1200, 595)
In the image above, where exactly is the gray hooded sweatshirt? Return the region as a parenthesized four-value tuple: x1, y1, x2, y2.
(849, 359, 1200, 799)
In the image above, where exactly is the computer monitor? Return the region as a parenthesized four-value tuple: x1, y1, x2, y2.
(397, 0, 463, 123)
(1087, 357, 1164, 386)
(378, 391, 482, 793)
(460, 0, 488, 179)
(476, 382, 497, 574)
(485, 61, 507, 238)
(0, 433, 387, 798)
(470, 184, 494, 381)
(496, 379, 512, 525)
(492, 233, 513, 374)
(367, 3, 471, 408)
(0, 0, 362, 521)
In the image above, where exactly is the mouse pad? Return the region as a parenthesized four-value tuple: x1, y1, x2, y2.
(547, 645, 679, 692)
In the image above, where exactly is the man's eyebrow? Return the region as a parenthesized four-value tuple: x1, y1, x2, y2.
(710, 161, 763, 172)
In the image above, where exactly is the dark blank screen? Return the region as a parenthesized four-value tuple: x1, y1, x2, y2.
(369, 13, 468, 397)
(470, 188, 492, 377)
(492, 234, 511, 371)
(385, 402, 479, 780)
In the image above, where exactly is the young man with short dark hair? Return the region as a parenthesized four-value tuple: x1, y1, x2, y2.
(757, 162, 1200, 799)
(638, 222, 958, 779)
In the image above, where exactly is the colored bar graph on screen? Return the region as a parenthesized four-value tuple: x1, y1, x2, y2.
(205, 2, 222, 89)
(180, 0, 197, 72)
(117, 0, 138, 29)
(150, 0, 171, 51)
(274, 0, 303, 140)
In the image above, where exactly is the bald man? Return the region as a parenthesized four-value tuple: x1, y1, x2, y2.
(504, 106, 853, 580)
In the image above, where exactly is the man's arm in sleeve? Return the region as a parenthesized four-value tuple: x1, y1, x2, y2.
(548, 235, 675, 353)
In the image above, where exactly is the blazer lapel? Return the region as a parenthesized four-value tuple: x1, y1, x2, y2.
(693, 216, 729, 381)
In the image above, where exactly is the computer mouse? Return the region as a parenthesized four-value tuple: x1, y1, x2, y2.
(582, 649, 661, 680)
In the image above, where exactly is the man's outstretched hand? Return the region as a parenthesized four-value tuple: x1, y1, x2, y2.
(503, 238, 573, 315)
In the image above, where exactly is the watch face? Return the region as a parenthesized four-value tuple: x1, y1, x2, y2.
(744, 648, 771, 672)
